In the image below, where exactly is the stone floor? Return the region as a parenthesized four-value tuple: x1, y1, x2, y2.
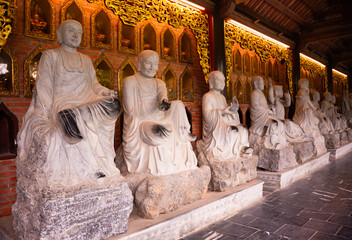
(182, 151, 352, 240)
(1, 151, 352, 240)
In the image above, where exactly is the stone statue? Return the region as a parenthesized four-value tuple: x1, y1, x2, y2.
(122, 50, 197, 175)
(331, 95, 348, 130)
(249, 76, 288, 149)
(268, 79, 305, 142)
(197, 71, 252, 161)
(17, 20, 121, 186)
(311, 90, 334, 135)
(196, 71, 256, 190)
(293, 79, 326, 155)
(13, 20, 133, 240)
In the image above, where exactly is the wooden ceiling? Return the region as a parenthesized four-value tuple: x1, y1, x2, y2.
(193, 0, 352, 75)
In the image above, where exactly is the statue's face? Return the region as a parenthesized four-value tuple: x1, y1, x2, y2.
(61, 22, 82, 48)
(274, 87, 283, 98)
(256, 78, 264, 91)
(212, 72, 225, 91)
(313, 93, 320, 101)
(139, 54, 159, 78)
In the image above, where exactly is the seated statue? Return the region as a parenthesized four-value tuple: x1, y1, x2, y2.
(293, 79, 319, 133)
(321, 92, 345, 131)
(331, 95, 348, 130)
(267, 79, 305, 142)
(17, 20, 121, 186)
(311, 90, 334, 135)
(122, 50, 197, 175)
(197, 71, 252, 161)
(249, 76, 288, 149)
(293, 79, 326, 155)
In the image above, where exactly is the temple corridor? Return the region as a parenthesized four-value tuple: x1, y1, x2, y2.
(183, 153, 352, 240)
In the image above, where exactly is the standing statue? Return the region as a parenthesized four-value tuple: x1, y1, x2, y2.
(17, 20, 121, 186)
(122, 50, 197, 175)
(13, 20, 133, 240)
(197, 71, 252, 161)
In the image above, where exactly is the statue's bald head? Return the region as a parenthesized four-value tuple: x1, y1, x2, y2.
(252, 76, 264, 90)
(298, 78, 309, 90)
(208, 71, 224, 90)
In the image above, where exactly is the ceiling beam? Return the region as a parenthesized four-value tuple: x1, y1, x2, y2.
(300, 0, 323, 14)
(332, 51, 352, 64)
(301, 20, 352, 43)
(264, 0, 308, 25)
(234, 4, 296, 39)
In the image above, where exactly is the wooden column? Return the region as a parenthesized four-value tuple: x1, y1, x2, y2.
(327, 61, 333, 94)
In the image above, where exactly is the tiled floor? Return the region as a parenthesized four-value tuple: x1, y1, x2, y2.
(182, 151, 352, 240)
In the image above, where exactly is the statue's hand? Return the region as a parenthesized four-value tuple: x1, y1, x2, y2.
(159, 99, 171, 111)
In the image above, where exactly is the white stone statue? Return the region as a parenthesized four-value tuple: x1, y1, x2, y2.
(249, 76, 288, 149)
(17, 20, 121, 186)
(197, 71, 252, 161)
(311, 90, 334, 134)
(293, 79, 326, 155)
(331, 95, 348, 130)
(122, 50, 197, 175)
(293, 79, 319, 133)
(342, 90, 351, 116)
(268, 79, 305, 142)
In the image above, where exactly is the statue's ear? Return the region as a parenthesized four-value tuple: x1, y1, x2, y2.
(57, 28, 62, 44)
(137, 58, 142, 72)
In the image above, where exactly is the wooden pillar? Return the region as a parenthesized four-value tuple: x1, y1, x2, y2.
(348, 72, 352, 93)
(212, 1, 226, 74)
(327, 61, 333, 94)
(289, 38, 300, 119)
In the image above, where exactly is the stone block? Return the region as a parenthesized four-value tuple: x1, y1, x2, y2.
(12, 175, 133, 240)
(346, 128, 352, 142)
(258, 145, 297, 172)
(128, 166, 211, 219)
(291, 141, 315, 163)
(323, 133, 341, 149)
(198, 152, 258, 191)
(340, 130, 349, 145)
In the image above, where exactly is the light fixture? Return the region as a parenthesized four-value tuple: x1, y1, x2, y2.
(333, 69, 348, 77)
(173, 0, 205, 11)
(300, 53, 326, 68)
(228, 19, 290, 48)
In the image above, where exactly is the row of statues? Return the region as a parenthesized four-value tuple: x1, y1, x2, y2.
(12, 20, 352, 239)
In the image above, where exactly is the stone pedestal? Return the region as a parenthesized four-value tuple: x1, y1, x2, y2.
(339, 130, 349, 145)
(124, 166, 211, 219)
(12, 175, 133, 240)
(328, 141, 352, 160)
(258, 145, 297, 172)
(323, 133, 341, 149)
(346, 128, 352, 142)
(291, 141, 315, 163)
(197, 152, 258, 191)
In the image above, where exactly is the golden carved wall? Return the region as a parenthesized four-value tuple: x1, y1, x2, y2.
(0, 0, 16, 48)
(103, 0, 210, 81)
(225, 21, 293, 95)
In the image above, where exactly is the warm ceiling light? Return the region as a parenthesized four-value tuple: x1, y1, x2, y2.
(228, 19, 289, 48)
(174, 0, 205, 11)
(300, 53, 325, 68)
(333, 69, 348, 77)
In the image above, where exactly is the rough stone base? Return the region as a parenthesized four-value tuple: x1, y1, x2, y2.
(346, 128, 352, 142)
(258, 145, 297, 172)
(124, 166, 211, 219)
(340, 130, 349, 145)
(257, 152, 330, 191)
(328, 141, 352, 160)
(12, 175, 133, 240)
(323, 133, 341, 149)
(291, 141, 315, 163)
(197, 152, 258, 191)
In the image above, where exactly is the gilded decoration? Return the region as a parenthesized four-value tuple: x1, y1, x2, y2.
(118, 21, 138, 54)
(161, 26, 176, 61)
(91, 8, 114, 49)
(333, 71, 347, 88)
(300, 55, 327, 91)
(118, 58, 137, 97)
(0, 0, 16, 48)
(60, 0, 87, 46)
(24, 45, 44, 97)
(224, 21, 293, 95)
(25, 0, 55, 40)
(180, 66, 194, 102)
(104, 0, 210, 80)
(0, 45, 18, 96)
(162, 64, 177, 100)
(94, 53, 114, 90)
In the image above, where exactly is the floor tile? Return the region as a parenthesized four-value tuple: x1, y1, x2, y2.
(225, 213, 258, 225)
(217, 223, 258, 239)
(336, 225, 352, 239)
(310, 232, 347, 240)
(274, 224, 316, 239)
(272, 212, 310, 227)
(244, 230, 288, 240)
(299, 209, 333, 221)
(246, 218, 284, 233)
(328, 214, 352, 227)
(303, 219, 342, 235)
